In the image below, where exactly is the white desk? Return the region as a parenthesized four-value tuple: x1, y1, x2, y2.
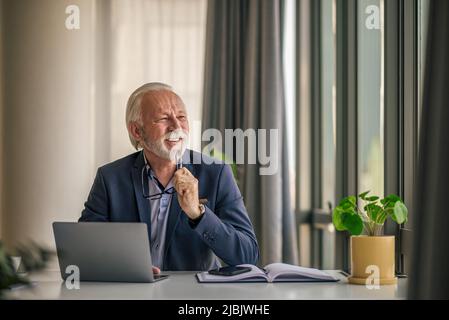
(5, 269, 407, 300)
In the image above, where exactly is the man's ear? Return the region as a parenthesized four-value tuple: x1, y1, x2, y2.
(128, 122, 142, 142)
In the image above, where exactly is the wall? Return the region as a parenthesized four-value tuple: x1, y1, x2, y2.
(0, 0, 207, 252)
(2, 0, 98, 250)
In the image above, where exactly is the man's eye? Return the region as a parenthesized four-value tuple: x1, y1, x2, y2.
(177, 116, 186, 120)
(158, 117, 168, 121)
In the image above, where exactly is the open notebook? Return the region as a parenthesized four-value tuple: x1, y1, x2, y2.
(196, 263, 340, 283)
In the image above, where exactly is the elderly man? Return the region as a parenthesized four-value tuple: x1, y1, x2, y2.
(79, 82, 259, 272)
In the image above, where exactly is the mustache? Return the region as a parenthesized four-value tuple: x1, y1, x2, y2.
(163, 129, 188, 140)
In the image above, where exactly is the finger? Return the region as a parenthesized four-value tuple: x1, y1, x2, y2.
(175, 176, 198, 187)
(174, 167, 189, 177)
(152, 266, 161, 275)
(177, 184, 189, 196)
(174, 168, 196, 180)
(173, 173, 185, 186)
(178, 167, 192, 177)
(175, 180, 189, 191)
(179, 185, 196, 197)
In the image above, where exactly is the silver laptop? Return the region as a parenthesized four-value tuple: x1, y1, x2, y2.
(52, 222, 168, 283)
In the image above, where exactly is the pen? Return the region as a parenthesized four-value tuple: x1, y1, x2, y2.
(176, 152, 183, 170)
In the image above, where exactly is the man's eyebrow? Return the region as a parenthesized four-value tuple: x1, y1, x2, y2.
(153, 107, 186, 118)
(154, 111, 170, 117)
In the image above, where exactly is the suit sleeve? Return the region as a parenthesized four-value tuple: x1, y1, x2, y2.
(79, 168, 110, 222)
(191, 164, 260, 265)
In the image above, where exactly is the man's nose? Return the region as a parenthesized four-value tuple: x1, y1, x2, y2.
(168, 115, 181, 130)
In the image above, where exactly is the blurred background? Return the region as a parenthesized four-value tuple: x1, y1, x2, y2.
(2, 0, 449, 298)
(0, 0, 208, 251)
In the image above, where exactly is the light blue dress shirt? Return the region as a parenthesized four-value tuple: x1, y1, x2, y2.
(143, 155, 174, 270)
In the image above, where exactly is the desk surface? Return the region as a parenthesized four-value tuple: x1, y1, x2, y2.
(5, 269, 407, 300)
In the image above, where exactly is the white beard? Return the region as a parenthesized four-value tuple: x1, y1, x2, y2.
(143, 129, 188, 161)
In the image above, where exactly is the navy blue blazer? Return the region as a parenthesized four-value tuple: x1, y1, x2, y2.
(79, 149, 259, 271)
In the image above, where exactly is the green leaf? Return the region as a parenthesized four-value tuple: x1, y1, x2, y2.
(340, 202, 354, 211)
(366, 196, 379, 202)
(381, 194, 401, 207)
(365, 203, 383, 222)
(341, 211, 364, 235)
(358, 191, 370, 200)
(339, 195, 356, 207)
(376, 210, 385, 224)
(337, 197, 357, 214)
(332, 207, 346, 231)
(348, 195, 356, 205)
(391, 201, 408, 224)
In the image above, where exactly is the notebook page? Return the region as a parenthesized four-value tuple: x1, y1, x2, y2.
(264, 263, 336, 282)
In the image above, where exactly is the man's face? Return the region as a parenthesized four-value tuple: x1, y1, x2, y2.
(138, 90, 189, 161)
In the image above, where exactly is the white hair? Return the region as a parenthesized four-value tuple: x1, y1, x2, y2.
(126, 82, 173, 149)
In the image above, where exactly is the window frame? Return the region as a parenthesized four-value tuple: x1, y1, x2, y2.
(296, 0, 337, 270)
(334, 0, 358, 272)
(295, 0, 422, 274)
(384, 0, 419, 275)
(401, 0, 420, 275)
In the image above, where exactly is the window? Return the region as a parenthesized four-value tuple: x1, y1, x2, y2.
(320, 0, 337, 270)
(284, 0, 297, 220)
(357, 0, 384, 199)
(321, 0, 337, 212)
(295, 0, 428, 273)
(295, 0, 338, 270)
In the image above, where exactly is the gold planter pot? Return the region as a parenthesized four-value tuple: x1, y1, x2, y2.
(348, 235, 397, 285)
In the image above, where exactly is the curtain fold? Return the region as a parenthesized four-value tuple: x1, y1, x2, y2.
(202, 0, 298, 266)
(409, 0, 449, 300)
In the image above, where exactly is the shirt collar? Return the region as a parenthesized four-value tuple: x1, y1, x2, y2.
(142, 150, 186, 189)
(142, 149, 188, 169)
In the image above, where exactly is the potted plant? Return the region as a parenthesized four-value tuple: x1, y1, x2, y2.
(0, 241, 54, 298)
(332, 191, 408, 285)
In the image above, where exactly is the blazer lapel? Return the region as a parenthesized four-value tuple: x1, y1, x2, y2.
(131, 151, 151, 226)
(163, 150, 196, 262)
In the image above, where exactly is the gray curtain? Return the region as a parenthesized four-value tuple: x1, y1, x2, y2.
(408, 0, 449, 300)
(202, 0, 298, 266)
